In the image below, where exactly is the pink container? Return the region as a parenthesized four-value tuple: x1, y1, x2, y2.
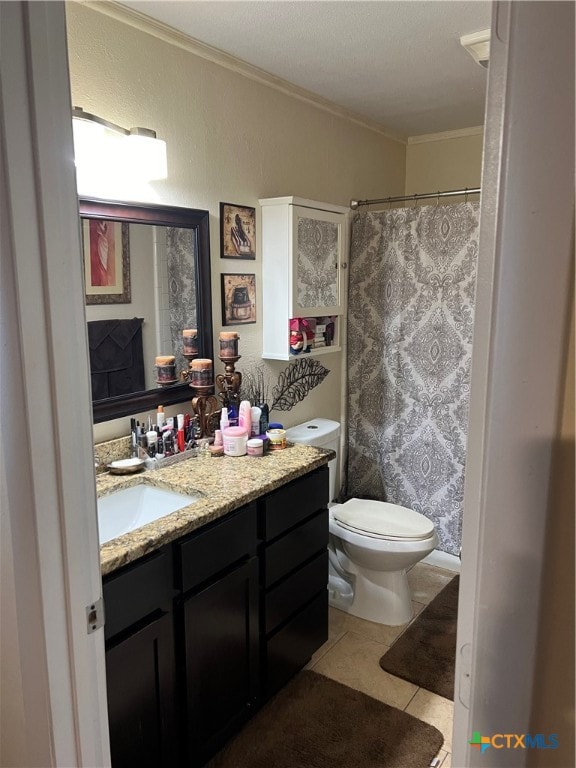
(222, 426, 248, 456)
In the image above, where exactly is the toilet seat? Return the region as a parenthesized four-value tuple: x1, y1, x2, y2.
(333, 498, 434, 542)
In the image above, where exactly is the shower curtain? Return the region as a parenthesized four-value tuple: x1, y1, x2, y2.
(346, 202, 480, 556)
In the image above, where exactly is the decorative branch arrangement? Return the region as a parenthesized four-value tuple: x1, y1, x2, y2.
(240, 358, 330, 413)
(271, 357, 330, 412)
(240, 366, 271, 408)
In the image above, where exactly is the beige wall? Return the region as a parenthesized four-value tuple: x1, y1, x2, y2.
(65, 3, 406, 442)
(405, 130, 484, 199)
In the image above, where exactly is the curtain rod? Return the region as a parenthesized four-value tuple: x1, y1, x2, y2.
(350, 186, 481, 210)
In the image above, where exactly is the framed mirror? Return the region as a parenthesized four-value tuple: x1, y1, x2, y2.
(80, 198, 213, 423)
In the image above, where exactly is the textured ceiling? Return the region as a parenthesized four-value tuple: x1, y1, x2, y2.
(118, 0, 491, 139)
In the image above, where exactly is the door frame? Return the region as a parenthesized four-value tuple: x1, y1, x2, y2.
(0, 2, 110, 765)
(453, 2, 574, 765)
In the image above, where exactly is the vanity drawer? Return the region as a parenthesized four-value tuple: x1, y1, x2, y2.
(264, 509, 327, 588)
(261, 466, 328, 541)
(265, 590, 328, 698)
(103, 546, 173, 641)
(264, 550, 328, 635)
(177, 503, 257, 593)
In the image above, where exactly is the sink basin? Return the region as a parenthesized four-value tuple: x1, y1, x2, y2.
(98, 484, 200, 545)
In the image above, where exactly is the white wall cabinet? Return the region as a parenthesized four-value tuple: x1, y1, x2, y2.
(259, 196, 349, 361)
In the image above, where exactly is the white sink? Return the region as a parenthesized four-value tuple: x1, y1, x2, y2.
(98, 484, 200, 545)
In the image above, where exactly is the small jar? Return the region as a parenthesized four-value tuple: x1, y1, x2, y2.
(246, 438, 263, 457)
(267, 428, 287, 450)
(156, 355, 176, 385)
(223, 426, 248, 456)
(182, 329, 198, 356)
(219, 331, 239, 359)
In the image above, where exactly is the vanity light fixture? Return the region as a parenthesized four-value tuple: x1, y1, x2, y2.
(460, 29, 490, 69)
(72, 106, 167, 181)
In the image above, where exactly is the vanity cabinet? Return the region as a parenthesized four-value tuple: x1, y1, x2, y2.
(259, 197, 349, 360)
(175, 503, 259, 767)
(103, 547, 177, 768)
(102, 465, 328, 767)
(259, 465, 329, 698)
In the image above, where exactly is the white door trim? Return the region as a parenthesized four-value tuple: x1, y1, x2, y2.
(1, 2, 110, 765)
(453, 2, 575, 765)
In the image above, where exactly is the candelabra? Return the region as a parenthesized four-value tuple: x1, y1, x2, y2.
(215, 354, 242, 415)
(181, 353, 219, 438)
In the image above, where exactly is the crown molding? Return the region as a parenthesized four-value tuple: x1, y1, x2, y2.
(76, 0, 405, 145)
(408, 126, 484, 144)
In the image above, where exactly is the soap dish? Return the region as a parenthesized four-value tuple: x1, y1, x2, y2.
(108, 458, 146, 475)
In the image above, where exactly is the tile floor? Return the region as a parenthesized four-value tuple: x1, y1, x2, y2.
(306, 562, 456, 768)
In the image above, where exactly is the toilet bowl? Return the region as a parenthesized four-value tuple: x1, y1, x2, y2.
(285, 418, 439, 626)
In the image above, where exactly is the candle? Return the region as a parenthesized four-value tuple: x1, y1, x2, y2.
(155, 355, 176, 384)
(189, 358, 213, 388)
(182, 329, 198, 356)
(219, 331, 239, 358)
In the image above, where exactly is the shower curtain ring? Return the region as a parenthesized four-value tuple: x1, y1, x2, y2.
(465, 187, 469, 203)
(436, 191, 440, 206)
(412, 194, 417, 208)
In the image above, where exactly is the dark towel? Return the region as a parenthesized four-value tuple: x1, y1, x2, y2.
(88, 318, 145, 400)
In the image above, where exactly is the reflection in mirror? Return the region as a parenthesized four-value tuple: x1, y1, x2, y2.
(80, 199, 213, 423)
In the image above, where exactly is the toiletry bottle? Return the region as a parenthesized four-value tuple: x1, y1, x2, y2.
(239, 400, 252, 433)
(228, 401, 239, 427)
(130, 418, 138, 457)
(146, 429, 158, 458)
(163, 430, 174, 456)
(250, 406, 261, 437)
(220, 407, 229, 433)
(157, 405, 165, 429)
(258, 403, 270, 434)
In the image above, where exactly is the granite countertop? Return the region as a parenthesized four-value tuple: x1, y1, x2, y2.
(98, 443, 333, 576)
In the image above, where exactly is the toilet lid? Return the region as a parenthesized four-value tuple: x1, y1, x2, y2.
(333, 499, 434, 541)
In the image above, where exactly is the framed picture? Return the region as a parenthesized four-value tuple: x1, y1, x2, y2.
(221, 273, 256, 326)
(220, 202, 256, 259)
(83, 219, 131, 304)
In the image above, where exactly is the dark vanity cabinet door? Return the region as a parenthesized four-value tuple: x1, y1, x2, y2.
(259, 466, 329, 699)
(176, 503, 259, 767)
(103, 547, 176, 768)
(105, 612, 176, 768)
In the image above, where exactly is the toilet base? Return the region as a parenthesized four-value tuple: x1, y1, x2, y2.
(340, 566, 413, 626)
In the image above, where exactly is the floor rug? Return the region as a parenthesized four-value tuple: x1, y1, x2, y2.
(379, 576, 459, 700)
(208, 670, 443, 768)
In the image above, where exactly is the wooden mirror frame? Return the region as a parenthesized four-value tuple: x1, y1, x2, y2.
(80, 198, 213, 423)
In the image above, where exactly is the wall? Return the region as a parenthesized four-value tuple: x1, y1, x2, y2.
(65, 2, 406, 442)
(405, 128, 484, 199)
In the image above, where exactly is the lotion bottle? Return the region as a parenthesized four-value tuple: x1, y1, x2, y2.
(220, 407, 229, 432)
(238, 400, 252, 433)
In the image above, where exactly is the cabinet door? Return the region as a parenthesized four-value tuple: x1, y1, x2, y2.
(291, 205, 344, 316)
(182, 556, 259, 766)
(106, 611, 176, 768)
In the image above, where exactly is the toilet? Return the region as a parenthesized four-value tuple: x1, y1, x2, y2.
(285, 418, 438, 626)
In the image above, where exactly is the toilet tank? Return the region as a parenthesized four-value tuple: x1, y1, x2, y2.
(285, 419, 340, 502)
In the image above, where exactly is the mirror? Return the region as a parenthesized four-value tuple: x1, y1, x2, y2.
(80, 198, 213, 423)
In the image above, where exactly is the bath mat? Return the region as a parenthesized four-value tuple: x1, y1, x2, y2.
(208, 670, 443, 768)
(379, 576, 459, 700)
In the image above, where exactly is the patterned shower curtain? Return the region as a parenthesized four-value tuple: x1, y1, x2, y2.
(346, 203, 480, 556)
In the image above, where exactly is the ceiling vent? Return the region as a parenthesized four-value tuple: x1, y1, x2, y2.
(460, 29, 490, 68)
